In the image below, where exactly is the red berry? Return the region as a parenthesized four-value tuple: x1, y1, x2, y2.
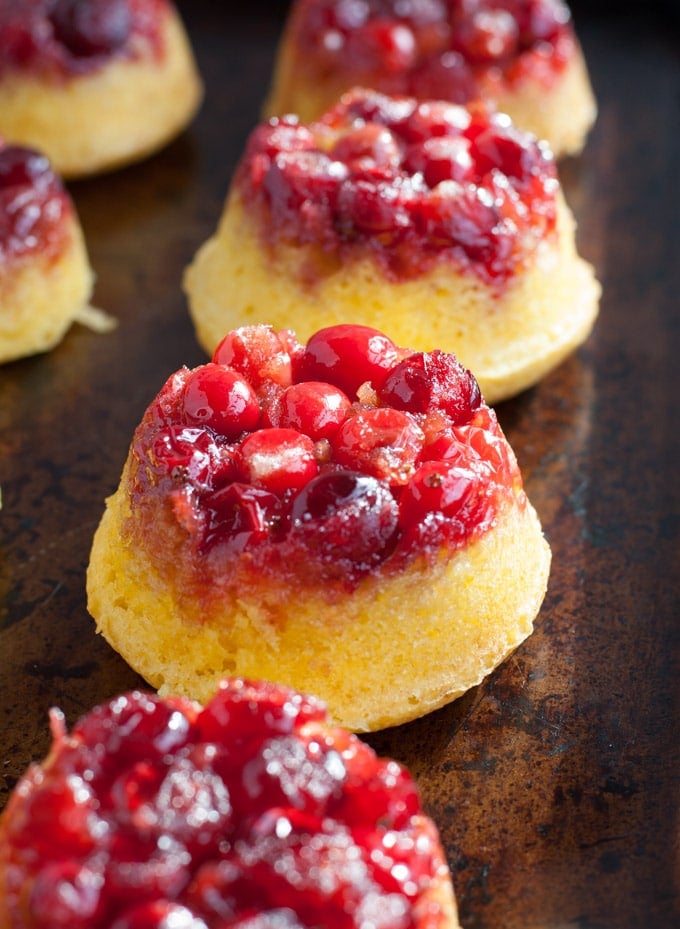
(298, 324, 403, 397)
(398, 459, 483, 536)
(263, 150, 348, 232)
(212, 325, 293, 389)
(181, 365, 260, 439)
(331, 407, 424, 485)
(29, 861, 105, 929)
(263, 381, 351, 440)
(402, 100, 472, 144)
(198, 679, 326, 747)
(50, 0, 132, 57)
(404, 135, 475, 186)
(450, 10, 519, 63)
(337, 176, 411, 236)
(378, 350, 481, 423)
(330, 123, 402, 173)
(472, 121, 541, 179)
(72, 691, 196, 776)
(144, 427, 231, 492)
(236, 727, 347, 817)
(289, 470, 398, 571)
(200, 483, 281, 552)
(0, 145, 51, 189)
(346, 19, 417, 72)
(245, 118, 316, 161)
(236, 428, 318, 495)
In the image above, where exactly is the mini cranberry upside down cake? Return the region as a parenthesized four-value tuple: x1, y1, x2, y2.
(87, 323, 551, 732)
(264, 0, 597, 159)
(0, 137, 98, 364)
(0, 679, 461, 929)
(184, 87, 600, 405)
(0, 0, 203, 178)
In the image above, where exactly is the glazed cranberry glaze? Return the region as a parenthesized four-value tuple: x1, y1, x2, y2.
(128, 324, 523, 597)
(239, 87, 558, 283)
(0, 679, 451, 928)
(0, 0, 167, 79)
(0, 139, 72, 264)
(291, 0, 575, 97)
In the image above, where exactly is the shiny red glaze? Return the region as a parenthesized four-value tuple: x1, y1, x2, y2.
(238, 86, 558, 284)
(129, 324, 521, 587)
(0, 681, 443, 928)
(0, 141, 72, 264)
(0, 0, 167, 77)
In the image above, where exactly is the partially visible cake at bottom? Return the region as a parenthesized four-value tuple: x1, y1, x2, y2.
(0, 678, 461, 928)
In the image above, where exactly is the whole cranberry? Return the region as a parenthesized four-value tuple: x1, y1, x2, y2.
(289, 470, 398, 570)
(402, 100, 472, 144)
(450, 9, 519, 63)
(29, 861, 105, 929)
(263, 150, 348, 230)
(398, 459, 483, 533)
(49, 0, 132, 57)
(201, 483, 281, 552)
(331, 407, 424, 486)
(212, 325, 293, 389)
(236, 428, 318, 496)
(378, 350, 481, 423)
(263, 381, 351, 440)
(330, 123, 402, 174)
(237, 729, 347, 817)
(404, 135, 475, 186)
(181, 365, 260, 440)
(0, 145, 52, 189)
(330, 754, 421, 832)
(144, 427, 228, 493)
(72, 691, 196, 769)
(472, 120, 542, 180)
(297, 324, 403, 397)
(337, 176, 411, 237)
(345, 19, 417, 72)
(197, 679, 326, 746)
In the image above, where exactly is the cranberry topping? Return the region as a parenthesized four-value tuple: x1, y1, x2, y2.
(0, 0, 166, 78)
(0, 681, 448, 929)
(49, 0, 132, 57)
(293, 0, 575, 95)
(0, 139, 72, 264)
(129, 324, 523, 592)
(239, 87, 557, 283)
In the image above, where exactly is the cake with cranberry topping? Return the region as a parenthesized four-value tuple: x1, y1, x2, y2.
(184, 87, 600, 405)
(0, 0, 203, 178)
(87, 323, 551, 732)
(264, 0, 596, 159)
(0, 137, 98, 364)
(0, 678, 461, 928)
